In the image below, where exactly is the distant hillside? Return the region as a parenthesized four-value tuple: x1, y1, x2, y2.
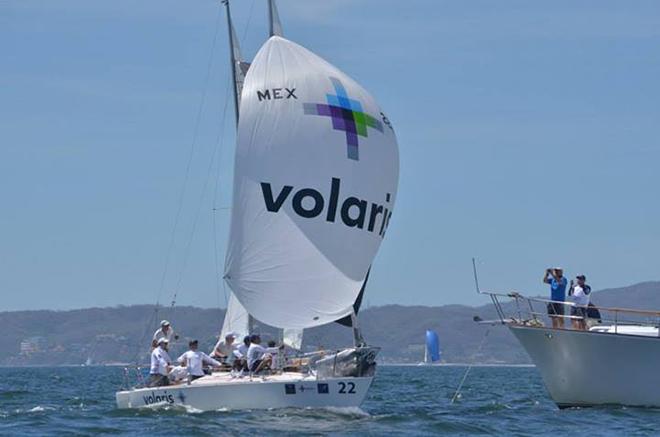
(1, 282, 658, 366)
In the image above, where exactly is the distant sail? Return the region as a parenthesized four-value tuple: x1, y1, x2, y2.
(221, 293, 251, 340)
(426, 330, 440, 363)
(224, 36, 399, 329)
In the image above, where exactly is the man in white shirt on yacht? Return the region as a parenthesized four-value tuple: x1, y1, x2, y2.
(569, 274, 591, 331)
(149, 338, 173, 387)
(178, 340, 223, 381)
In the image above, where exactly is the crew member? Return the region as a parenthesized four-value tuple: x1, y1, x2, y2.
(247, 335, 283, 374)
(233, 335, 251, 371)
(543, 267, 568, 329)
(178, 340, 223, 381)
(569, 274, 591, 330)
(211, 333, 237, 365)
(152, 320, 179, 348)
(149, 338, 172, 387)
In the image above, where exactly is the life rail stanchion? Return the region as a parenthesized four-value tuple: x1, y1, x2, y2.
(614, 310, 618, 334)
(479, 290, 660, 333)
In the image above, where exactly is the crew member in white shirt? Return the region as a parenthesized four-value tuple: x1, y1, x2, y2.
(149, 338, 173, 387)
(233, 336, 251, 371)
(247, 335, 283, 373)
(267, 340, 283, 369)
(178, 340, 222, 380)
(210, 333, 237, 365)
(152, 320, 179, 349)
(569, 274, 591, 331)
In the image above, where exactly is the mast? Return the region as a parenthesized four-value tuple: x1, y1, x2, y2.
(350, 312, 366, 347)
(268, 0, 283, 37)
(336, 268, 370, 327)
(222, 0, 247, 126)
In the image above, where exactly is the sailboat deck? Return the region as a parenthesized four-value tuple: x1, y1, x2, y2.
(122, 371, 315, 395)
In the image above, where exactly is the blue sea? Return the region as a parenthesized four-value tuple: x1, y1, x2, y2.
(1, 365, 657, 436)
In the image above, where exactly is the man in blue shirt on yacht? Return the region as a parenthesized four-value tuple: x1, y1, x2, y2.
(543, 267, 568, 329)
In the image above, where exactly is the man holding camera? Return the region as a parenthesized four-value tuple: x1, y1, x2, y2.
(543, 267, 568, 329)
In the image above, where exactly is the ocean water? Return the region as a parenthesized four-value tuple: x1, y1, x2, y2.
(1, 365, 658, 436)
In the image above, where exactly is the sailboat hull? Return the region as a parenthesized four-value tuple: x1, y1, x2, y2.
(509, 325, 660, 408)
(116, 372, 373, 411)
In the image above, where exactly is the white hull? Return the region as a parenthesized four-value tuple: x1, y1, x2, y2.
(116, 372, 373, 411)
(509, 325, 660, 408)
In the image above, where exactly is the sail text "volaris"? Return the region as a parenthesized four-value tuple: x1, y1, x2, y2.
(260, 178, 392, 237)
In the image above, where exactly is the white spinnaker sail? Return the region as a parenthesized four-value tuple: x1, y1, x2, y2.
(224, 36, 399, 329)
(283, 328, 303, 350)
(220, 293, 251, 341)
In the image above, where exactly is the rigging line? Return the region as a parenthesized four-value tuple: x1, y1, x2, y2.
(130, 8, 223, 361)
(154, 5, 224, 313)
(241, 0, 257, 44)
(132, 306, 159, 365)
(169, 70, 228, 310)
(450, 328, 491, 404)
(212, 77, 231, 311)
(163, 5, 223, 314)
(172, 129, 224, 307)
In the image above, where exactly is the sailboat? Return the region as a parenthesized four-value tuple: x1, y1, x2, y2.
(419, 330, 441, 365)
(116, 0, 399, 410)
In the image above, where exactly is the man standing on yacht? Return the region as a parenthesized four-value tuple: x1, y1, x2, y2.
(543, 267, 568, 329)
(569, 275, 591, 330)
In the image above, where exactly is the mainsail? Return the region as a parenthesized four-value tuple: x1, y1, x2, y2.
(219, 0, 253, 341)
(224, 36, 399, 329)
(220, 293, 251, 341)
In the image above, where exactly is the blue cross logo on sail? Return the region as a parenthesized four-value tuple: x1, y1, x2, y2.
(303, 77, 384, 160)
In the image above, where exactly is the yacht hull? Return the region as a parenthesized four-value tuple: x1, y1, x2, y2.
(509, 325, 660, 408)
(116, 372, 373, 411)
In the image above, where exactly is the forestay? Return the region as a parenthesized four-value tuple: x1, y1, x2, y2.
(224, 36, 399, 329)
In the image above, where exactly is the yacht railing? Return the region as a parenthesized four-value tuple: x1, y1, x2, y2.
(480, 291, 660, 336)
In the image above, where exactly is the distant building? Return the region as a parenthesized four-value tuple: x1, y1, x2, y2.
(95, 334, 119, 341)
(19, 336, 46, 355)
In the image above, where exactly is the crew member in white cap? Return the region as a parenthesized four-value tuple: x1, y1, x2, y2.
(152, 320, 179, 348)
(149, 338, 173, 387)
(210, 332, 238, 365)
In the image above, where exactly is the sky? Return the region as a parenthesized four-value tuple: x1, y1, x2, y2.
(2, 0, 660, 311)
